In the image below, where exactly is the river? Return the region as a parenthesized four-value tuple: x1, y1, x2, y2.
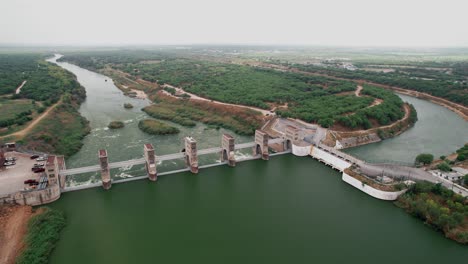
(48, 55, 468, 263)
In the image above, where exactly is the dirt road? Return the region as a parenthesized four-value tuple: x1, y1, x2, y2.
(15, 81, 27, 95)
(162, 84, 272, 116)
(254, 63, 468, 121)
(0, 205, 32, 264)
(0, 100, 60, 140)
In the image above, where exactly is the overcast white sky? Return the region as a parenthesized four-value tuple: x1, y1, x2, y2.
(0, 0, 467, 47)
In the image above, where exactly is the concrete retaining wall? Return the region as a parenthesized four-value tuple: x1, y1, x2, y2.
(310, 146, 352, 172)
(2, 184, 61, 206)
(291, 144, 311, 156)
(342, 173, 406, 200)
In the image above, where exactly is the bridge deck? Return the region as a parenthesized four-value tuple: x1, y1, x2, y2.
(61, 139, 286, 176)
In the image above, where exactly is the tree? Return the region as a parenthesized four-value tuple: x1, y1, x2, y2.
(456, 154, 466, 161)
(464, 174, 468, 186)
(437, 162, 451, 172)
(440, 155, 446, 160)
(415, 153, 434, 165)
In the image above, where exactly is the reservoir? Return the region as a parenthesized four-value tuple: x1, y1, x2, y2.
(48, 56, 468, 263)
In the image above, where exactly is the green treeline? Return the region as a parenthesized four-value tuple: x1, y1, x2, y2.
(395, 182, 468, 244)
(61, 52, 404, 128)
(335, 85, 405, 129)
(0, 54, 83, 103)
(293, 64, 468, 106)
(0, 110, 33, 128)
(16, 207, 66, 264)
(143, 98, 262, 135)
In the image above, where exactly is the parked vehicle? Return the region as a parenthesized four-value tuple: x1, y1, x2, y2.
(30, 155, 39, 159)
(5, 157, 16, 161)
(33, 163, 45, 167)
(36, 156, 47, 162)
(24, 179, 38, 184)
(32, 167, 45, 173)
(4, 162, 15, 166)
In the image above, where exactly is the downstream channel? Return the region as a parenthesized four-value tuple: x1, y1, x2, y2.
(48, 56, 468, 263)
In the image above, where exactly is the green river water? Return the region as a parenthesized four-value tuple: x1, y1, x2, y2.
(48, 56, 468, 263)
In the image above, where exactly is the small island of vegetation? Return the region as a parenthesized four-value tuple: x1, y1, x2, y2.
(138, 119, 179, 135)
(108, 121, 125, 129)
(123, 103, 133, 109)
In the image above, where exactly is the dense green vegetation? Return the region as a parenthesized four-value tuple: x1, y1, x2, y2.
(437, 162, 452, 172)
(16, 207, 66, 264)
(108, 121, 125, 129)
(332, 85, 405, 129)
(143, 96, 262, 135)
(455, 144, 468, 161)
(62, 52, 407, 128)
(415, 153, 434, 165)
(0, 53, 89, 156)
(395, 182, 468, 244)
(0, 54, 83, 102)
(138, 119, 179, 135)
(293, 63, 468, 106)
(0, 99, 35, 121)
(21, 95, 90, 158)
(0, 108, 33, 128)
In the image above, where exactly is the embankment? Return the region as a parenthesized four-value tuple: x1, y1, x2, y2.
(330, 103, 417, 148)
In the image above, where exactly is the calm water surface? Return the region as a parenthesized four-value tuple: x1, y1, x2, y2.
(48, 56, 468, 263)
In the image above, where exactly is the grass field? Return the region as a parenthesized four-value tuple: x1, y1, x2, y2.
(0, 98, 35, 121)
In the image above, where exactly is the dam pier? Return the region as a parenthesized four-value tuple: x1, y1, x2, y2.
(3, 125, 466, 207)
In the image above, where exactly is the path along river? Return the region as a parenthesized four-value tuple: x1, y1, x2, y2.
(48, 55, 468, 263)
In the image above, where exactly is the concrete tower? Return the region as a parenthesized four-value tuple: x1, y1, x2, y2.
(184, 137, 198, 173)
(221, 134, 236, 166)
(99, 149, 111, 190)
(144, 143, 157, 181)
(254, 130, 269, 160)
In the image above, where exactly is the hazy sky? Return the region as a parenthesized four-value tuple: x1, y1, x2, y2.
(1, 0, 467, 47)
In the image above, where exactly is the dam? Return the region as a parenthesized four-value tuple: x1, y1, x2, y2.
(4, 123, 466, 207)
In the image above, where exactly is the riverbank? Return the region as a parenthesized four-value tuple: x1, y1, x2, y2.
(251, 62, 468, 121)
(395, 182, 468, 244)
(0, 205, 34, 264)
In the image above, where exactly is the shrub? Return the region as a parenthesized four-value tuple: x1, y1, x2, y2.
(138, 119, 179, 135)
(437, 162, 452, 172)
(108, 121, 125, 129)
(415, 153, 434, 165)
(123, 103, 133, 109)
(16, 207, 66, 264)
(456, 154, 466, 161)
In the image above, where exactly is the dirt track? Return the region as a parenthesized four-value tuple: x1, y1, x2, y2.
(0, 205, 33, 264)
(0, 100, 60, 141)
(255, 63, 468, 121)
